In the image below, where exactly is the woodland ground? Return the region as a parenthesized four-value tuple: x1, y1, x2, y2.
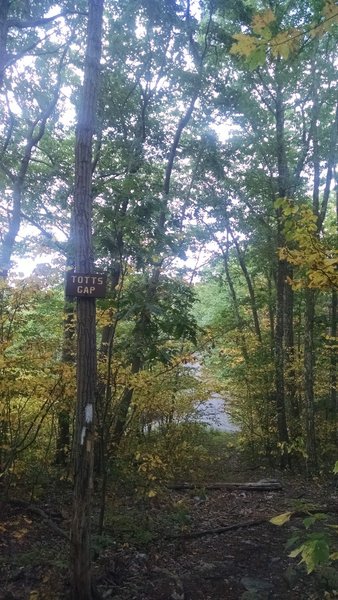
(1, 434, 337, 600)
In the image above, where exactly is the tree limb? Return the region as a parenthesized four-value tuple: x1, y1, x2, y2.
(7, 500, 69, 541)
(167, 519, 266, 539)
(7, 11, 86, 29)
(168, 480, 283, 491)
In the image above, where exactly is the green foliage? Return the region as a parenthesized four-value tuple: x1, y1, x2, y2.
(272, 502, 338, 574)
(0, 279, 64, 484)
(195, 271, 277, 457)
(288, 533, 331, 574)
(117, 422, 216, 499)
(118, 274, 199, 364)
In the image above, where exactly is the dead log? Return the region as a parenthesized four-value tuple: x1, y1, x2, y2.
(167, 519, 266, 539)
(6, 499, 69, 541)
(168, 479, 282, 491)
(167, 505, 338, 540)
(25, 504, 69, 540)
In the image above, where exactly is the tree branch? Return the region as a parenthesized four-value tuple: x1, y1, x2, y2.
(7, 11, 86, 29)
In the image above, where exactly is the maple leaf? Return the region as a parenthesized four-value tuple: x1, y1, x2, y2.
(310, 0, 338, 36)
(230, 33, 263, 58)
(271, 29, 301, 59)
(252, 9, 276, 35)
(323, 0, 338, 22)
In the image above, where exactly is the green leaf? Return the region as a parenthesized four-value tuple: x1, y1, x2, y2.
(289, 537, 330, 573)
(274, 198, 285, 209)
(301, 538, 330, 573)
(303, 513, 327, 529)
(303, 516, 317, 529)
(312, 513, 328, 521)
(247, 46, 267, 69)
(285, 534, 300, 549)
(289, 545, 303, 558)
(333, 461, 338, 474)
(270, 511, 292, 526)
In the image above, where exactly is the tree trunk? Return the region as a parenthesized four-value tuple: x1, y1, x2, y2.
(0, 0, 9, 90)
(70, 1, 104, 599)
(231, 233, 262, 343)
(274, 65, 291, 465)
(267, 269, 275, 356)
(304, 288, 317, 471)
(328, 177, 337, 435)
(274, 252, 290, 461)
(223, 250, 249, 363)
(329, 289, 337, 434)
(284, 267, 300, 433)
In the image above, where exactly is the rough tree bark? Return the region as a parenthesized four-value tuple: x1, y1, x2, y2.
(330, 287, 337, 433)
(70, 1, 104, 599)
(304, 287, 317, 469)
(274, 64, 290, 464)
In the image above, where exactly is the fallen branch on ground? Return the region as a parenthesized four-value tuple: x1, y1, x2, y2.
(168, 479, 282, 491)
(25, 504, 69, 540)
(7, 499, 69, 541)
(166, 519, 266, 539)
(166, 505, 338, 540)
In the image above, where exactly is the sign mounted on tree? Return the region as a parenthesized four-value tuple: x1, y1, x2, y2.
(65, 272, 107, 298)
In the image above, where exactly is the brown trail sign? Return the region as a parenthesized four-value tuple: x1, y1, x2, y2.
(65, 272, 107, 298)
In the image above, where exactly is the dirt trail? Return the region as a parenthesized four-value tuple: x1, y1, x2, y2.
(95, 474, 337, 600)
(1, 469, 337, 599)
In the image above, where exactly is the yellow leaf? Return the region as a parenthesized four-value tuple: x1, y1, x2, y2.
(324, 257, 338, 266)
(252, 9, 276, 35)
(13, 527, 29, 540)
(309, 21, 326, 37)
(270, 511, 292, 525)
(329, 552, 338, 560)
(271, 29, 300, 59)
(148, 489, 157, 498)
(311, 1, 338, 36)
(323, 0, 338, 22)
(230, 33, 262, 58)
